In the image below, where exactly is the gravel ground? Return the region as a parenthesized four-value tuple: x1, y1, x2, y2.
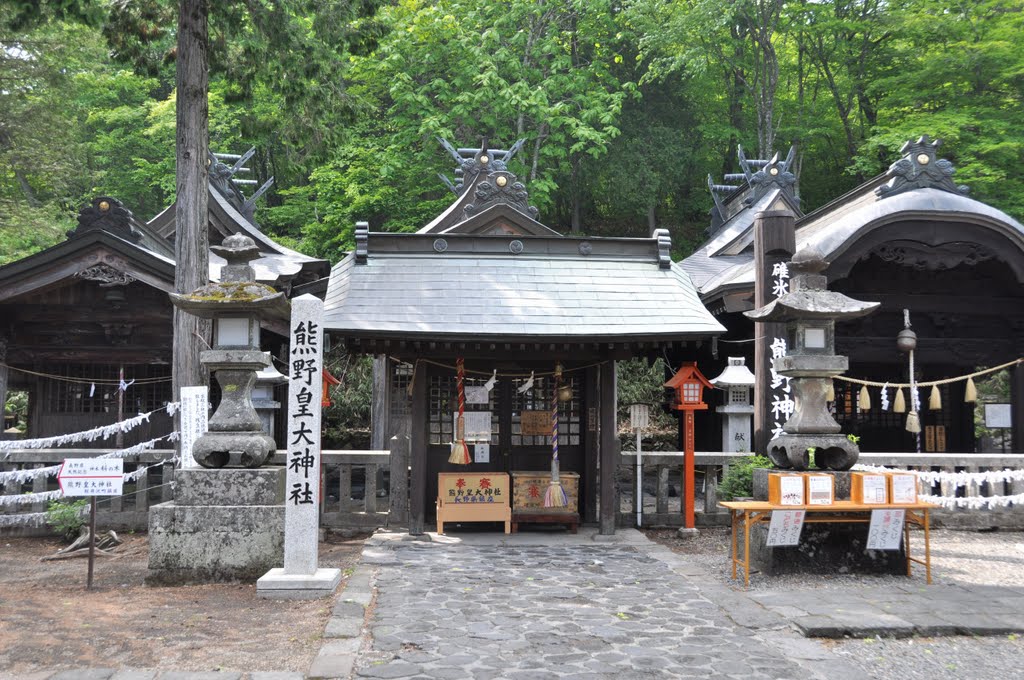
(648, 526, 1024, 680)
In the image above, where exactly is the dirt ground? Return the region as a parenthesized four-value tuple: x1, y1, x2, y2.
(0, 531, 367, 675)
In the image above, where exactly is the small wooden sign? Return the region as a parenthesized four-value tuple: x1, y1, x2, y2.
(520, 410, 550, 436)
(936, 425, 947, 452)
(925, 426, 936, 452)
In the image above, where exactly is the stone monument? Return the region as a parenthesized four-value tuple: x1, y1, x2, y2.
(148, 234, 288, 584)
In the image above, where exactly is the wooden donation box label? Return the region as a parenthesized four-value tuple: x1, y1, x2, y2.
(436, 472, 511, 534)
(512, 471, 580, 514)
(851, 472, 889, 505)
(768, 473, 805, 506)
(805, 474, 834, 506)
(889, 473, 917, 504)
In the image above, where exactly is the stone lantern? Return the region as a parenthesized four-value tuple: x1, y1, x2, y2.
(253, 353, 288, 443)
(170, 234, 289, 468)
(710, 357, 755, 453)
(744, 246, 879, 470)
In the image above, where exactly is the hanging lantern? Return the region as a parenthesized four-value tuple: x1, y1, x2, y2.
(929, 385, 942, 410)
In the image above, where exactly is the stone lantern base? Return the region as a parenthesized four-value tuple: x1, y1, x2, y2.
(766, 433, 860, 470)
(147, 468, 284, 584)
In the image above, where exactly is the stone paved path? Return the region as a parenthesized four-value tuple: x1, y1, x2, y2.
(349, 533, 823, 680)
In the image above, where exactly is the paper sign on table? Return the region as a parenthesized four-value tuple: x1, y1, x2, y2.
(889, 474, 917, 504)
(766, 510, 805, 546)
(867, 509, 905, 550)
(806, 475, 834, 505)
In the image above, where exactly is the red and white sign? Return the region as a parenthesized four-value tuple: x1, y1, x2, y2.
(58, 459, 124, 497)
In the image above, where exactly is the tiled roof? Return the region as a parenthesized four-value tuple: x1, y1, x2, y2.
(323, 233, 724, 342)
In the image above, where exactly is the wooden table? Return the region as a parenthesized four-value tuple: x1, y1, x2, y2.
(720, 500, 938, 588)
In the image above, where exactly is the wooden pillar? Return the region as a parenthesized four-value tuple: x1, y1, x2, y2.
(409, 359, 427, 535)
(1012, 362, 1024, 454)
(388, 434, 410, 524)
(172, 0, 211, 439)
(753, 207, 796, 455)
(599, 360, 618, 535)
(583, 364, 599, 524)
(371, 355, 391, 450)
(0, 337, 8, 437)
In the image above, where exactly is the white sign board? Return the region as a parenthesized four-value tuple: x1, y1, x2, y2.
(474, 443, 490, 464)
(890, 474, 917, 504)
(628, 404, 650, 431)
(766, 509, 805, 546)
(984, 403, 1012, 429)
(778, 475, 805, 506)
(867, 509, 905, 550)
(806, 475, 834, 506)
(464, 386, 489, 405)
(58, 459, 124, 496)
(454, 411, 492, 442)
(178, 386, 209, 469)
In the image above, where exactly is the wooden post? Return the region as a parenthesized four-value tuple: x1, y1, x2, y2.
(389, 434, 409, 524)
(409, 360, 427, 535)
(599, 361, 618, 535)
(172, 0, 211, 439)
(583, 364, 599, 524)
(0, 337, 8, 437)
(371, 355, 391, 450)
(1012, 362, 1024, 454)
(683, 410, 695, 529)
(753, 207, 796, 455)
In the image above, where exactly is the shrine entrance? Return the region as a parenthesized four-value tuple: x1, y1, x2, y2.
(423, 360, 589, 520)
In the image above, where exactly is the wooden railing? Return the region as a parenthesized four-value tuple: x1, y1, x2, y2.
(5, 445, 1023, 536)
(617, 451, 1024, 529)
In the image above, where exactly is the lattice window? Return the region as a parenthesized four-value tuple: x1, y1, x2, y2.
(389, 362, 412, 424)
(511, 376, 580, 447)
(427, 371, 499, 446)
(49, 364, 172, 414)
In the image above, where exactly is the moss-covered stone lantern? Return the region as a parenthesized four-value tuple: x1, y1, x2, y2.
(170, 234, 289, 468)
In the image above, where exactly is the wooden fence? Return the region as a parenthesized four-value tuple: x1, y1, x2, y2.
(3, 444, 1023, 535)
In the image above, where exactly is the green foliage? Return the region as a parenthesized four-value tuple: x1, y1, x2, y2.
(718, 455, 773, 501)
(45, 498, 88, 541)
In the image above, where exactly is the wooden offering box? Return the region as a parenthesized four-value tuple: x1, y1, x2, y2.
(889, 473, 918, 504)
(851, 472, 889, 505)
(436, 472, 511, 534)
(511, 471, 580, 533)
(768, 473, 805, 506)
(805, 474, 834, 506)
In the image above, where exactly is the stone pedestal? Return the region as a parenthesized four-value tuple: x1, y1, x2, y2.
(147, 468, 285, 584)
(749, 467, 904, 576)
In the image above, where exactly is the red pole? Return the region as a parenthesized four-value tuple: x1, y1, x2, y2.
(684, 410, 695, 529)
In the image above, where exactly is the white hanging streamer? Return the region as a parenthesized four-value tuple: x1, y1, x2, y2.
(483, 370, 498, 392)
(0, 434, 178, 485)
(917, 493, 1024, 510)
(517, 371, 535, 394)
(0, 403, 179, 452)
(852, 463, 1024, 487)
(880, 383, 890, 411)
(0, 489, 65, 507)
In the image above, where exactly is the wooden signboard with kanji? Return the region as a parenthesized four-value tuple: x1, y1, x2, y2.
(520, 410, 549, 436)
(436, 472, 511, 534)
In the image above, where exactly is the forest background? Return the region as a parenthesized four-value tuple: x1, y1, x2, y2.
(3, 0, 1023, 268)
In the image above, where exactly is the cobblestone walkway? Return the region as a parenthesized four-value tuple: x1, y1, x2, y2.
(352, 538, 810, 680)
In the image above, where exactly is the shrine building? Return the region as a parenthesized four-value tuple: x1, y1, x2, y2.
(321, 141, 725, 533)
(0, 151, 327, 448)
(681, 137, 1024, 455)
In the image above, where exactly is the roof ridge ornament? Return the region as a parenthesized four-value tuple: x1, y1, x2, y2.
(706, 145, 799, 231)
(209, 147, 275, 223)
(438, 137, 526, 196)
(875, 135, 970, 200)
(354, 222, 369, 264)
(70, 197, 144, 242)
